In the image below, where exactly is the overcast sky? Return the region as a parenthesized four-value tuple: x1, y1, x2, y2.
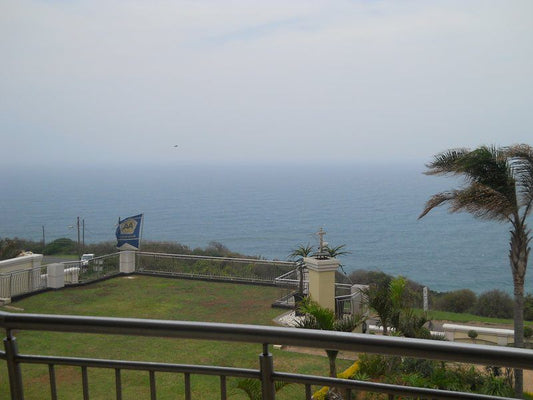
(1, 0, 532, 167)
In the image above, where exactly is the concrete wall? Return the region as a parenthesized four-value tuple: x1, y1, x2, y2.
(443, 323, 514, 346)
(0, 254, 43, 274)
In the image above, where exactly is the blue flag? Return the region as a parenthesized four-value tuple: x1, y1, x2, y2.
(116, 214, 143, 250)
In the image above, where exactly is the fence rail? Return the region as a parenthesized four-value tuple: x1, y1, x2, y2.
(62, 253, 120, 284)
(1, 310, 532, 400)
(136, 252, 296, 284)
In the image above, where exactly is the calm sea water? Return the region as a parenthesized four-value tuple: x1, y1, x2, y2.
(1, 163, 530, 294)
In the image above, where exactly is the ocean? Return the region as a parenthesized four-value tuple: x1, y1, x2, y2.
(1, 163, 530, 294)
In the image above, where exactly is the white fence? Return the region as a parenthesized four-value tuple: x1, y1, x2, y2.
(0, 253, 121, 302)
(0, 266, 47, 300)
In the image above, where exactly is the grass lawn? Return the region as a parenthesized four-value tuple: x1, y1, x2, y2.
(0, 276, 351, 400)
(420, 309, 533, 327)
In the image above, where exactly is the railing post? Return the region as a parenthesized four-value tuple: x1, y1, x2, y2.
(259, 344, 275, 400)
(4, 331, 24, 400)
(119, 251, 136, 274)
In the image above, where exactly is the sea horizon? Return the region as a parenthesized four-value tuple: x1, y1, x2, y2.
(1, 162, 531, 294)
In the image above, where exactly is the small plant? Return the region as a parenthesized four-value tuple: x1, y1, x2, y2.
(468, 329, 478, 341)
(231, 378, 290, 400)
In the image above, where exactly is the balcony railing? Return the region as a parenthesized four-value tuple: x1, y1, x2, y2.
(1, 310, 532, 400)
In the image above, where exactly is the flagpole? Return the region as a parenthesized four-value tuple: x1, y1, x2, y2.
(139, 214, 144, 251)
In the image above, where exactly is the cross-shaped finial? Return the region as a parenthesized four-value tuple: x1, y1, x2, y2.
(316, 227, 326, 253)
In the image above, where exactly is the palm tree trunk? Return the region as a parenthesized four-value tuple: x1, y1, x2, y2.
(509, 220, 530, 398)
(326, 350, 338, 378)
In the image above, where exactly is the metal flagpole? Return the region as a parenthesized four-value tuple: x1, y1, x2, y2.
(139, 214, 144, 251)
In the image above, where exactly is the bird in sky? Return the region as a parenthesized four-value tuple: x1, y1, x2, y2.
(173, 145, 178, 148)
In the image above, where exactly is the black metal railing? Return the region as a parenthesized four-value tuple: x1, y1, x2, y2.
(1, 310, 532, 400)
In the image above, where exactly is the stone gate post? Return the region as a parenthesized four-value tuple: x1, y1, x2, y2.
(303, 256, 339, 311)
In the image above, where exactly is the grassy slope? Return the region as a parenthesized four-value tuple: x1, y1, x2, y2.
(0, 276, 350, 400)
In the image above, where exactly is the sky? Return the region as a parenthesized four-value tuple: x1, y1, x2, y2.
(1, 0, 532, 167)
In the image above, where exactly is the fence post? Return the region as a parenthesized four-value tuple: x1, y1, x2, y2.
(259, 344, 275, 400)
(119, 251, 136, 274)
(47, 263, 64, 289)
(4, 332, 24, 400)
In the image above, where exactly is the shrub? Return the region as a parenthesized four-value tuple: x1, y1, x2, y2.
(468, 330, 478, 340)
(434, 289, 477, 313)
(473, 290, 513, 319)
(0, 238, 20, 260)
(43, 238, 77, 255)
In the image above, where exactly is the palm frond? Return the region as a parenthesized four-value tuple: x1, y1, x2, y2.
(288, 243, 314, 260)
(420, 146, 518, 221)
(506, 144, 533, 217)
(235, 379, 262, 400)
(418, 192, 456, 219)
(333, 314, 365, 332)
(450, 184, 515, 221)
(325, 244, 350, 258)
(460, 146, 516, 200)
(233, 378, 290, 399)
(424, 148, 470, 175)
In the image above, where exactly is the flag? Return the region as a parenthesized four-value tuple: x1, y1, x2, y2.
(116, 214, 143, 250)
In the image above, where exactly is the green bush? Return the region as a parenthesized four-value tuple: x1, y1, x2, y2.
(473, 289, 513, 319)
(434, 289, 477, 313)
(0, 238, 20, 260)
(43, 238, 77, 255)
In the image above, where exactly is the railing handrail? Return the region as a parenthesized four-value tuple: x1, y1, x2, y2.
(137, 251, 295, 266)
(1, 310, 532, 370)
(57, 253, 120, 266)
(0, 266, 45, 277)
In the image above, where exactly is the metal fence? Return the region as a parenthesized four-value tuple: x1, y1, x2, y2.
(1, 310, 532, 400)
(136, 252, 295, 284)
(62, 253, 120, 285)
(0, 266, 47, 299)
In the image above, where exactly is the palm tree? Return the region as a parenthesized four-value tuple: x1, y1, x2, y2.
(362, 276, 411, 336)
(418, 144, 533, 397)
(296, 299, 364, 378)
(288, 244, 313, 299)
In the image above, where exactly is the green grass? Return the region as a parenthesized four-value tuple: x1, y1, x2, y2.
(420, 309, 533, 327)
(0, 276, 351, 399)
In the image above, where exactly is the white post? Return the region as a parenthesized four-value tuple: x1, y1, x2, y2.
(423, 287, 429, 312)
(119, 251, 136, 274)
(47, 263, 65, 289)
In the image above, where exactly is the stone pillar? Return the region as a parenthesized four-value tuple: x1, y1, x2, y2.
(304, 257, 339, 311)
(47, 263, 65, 289)
(31, 254, 43, 268)
(119, 251, 136, 274)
